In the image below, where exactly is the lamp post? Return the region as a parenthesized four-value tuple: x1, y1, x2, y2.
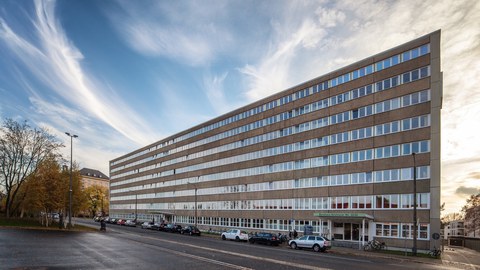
(188, 179, 198, 227)
(135, 193, 138, 222)
(65, 132, 78, 229)
(194, 186, 197, 227)
(412, 152, 417, 256)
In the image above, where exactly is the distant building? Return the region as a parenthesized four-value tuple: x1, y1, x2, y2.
(110, 31, 442, 251)
(444, 220, 465, 239)
(79, 168, 109, 190)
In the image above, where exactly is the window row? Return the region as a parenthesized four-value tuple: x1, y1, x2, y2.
(111, 165, 429, 197)
(111, 193, 430, 212)
(111, 53, 431, 171)
(376, 222, 429, 240)
(111, 85, 430, 183)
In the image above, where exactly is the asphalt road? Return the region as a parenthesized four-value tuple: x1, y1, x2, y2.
(0, 219, 461, 270)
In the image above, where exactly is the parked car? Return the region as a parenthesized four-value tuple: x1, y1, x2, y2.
(288, 235, 331, 252)
(164, 223, 182, 233)
(181, 225, 201, 236)
(141, 222, 154, 229)
(248, 232, 281, 246)
(117, 219, 126, 225)
(108, 218, 116, 224)
(221, 229, 249, 241)
(151, 223, 163, 231)
(124, 220, 136, 227)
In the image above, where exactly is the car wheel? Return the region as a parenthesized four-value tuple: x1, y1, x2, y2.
(222, 235, 226, 240)
(235, 236, 240, 242)
(290, 242, 297, 249)
(189, 231, 193, 236)
(313, 245, 320, 252)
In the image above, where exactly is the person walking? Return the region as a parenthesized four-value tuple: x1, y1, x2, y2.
(293, 229, 298, 239)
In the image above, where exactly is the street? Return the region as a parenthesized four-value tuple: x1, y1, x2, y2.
(0, 219, 462, 270)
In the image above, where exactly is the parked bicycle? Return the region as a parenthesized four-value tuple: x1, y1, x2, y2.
(428, 247, 441, 258)
(363, 240, 387, 251)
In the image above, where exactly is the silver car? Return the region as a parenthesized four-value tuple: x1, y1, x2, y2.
(288, 235, 331, 252)
(141, 221, 154, 229)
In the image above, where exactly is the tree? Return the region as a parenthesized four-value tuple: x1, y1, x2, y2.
(84, 185, 109, 217)
(0, 119, 63, 217)
(462, 193, 480, 237)
(441, 212, 463, 227)
(17, 155, 68, 226)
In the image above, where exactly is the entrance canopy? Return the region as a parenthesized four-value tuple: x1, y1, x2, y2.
(313, 213, 374, 220)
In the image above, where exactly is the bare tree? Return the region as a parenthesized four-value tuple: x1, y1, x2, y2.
(0, 119, 63, 217)
(462, 193, 480, 237)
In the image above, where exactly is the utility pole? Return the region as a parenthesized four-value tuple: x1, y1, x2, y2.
(65, 132, 78, 229)
(412, 152, 417, 256)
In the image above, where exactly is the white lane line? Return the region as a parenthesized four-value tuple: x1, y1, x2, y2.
(146, 243, 252, 270)
(117, 230, 333, 270)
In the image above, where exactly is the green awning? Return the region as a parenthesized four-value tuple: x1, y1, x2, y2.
(313, 213, 374, 220)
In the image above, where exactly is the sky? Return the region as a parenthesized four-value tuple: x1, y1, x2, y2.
(0, 0, 479, 215)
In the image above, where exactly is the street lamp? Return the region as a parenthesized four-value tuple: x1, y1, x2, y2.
(65, 132, 78, 229)
(135, 193, 138, 222)
(412, 152, 417, 256)
(188, 179, 198, 227)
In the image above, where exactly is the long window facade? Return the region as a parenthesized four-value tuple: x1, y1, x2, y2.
(110, 32, 442, 251)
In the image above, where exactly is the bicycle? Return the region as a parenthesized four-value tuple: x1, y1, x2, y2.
(428, 247, 441, 258)
(363, 240, 387, 251)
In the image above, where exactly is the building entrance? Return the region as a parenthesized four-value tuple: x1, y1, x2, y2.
(333, 222, 366, 241)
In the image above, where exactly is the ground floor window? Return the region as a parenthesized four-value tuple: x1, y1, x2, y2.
(377, 222, 429, 240)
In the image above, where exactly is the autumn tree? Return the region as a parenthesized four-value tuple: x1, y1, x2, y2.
(0, 119, 63, 217)
(17, 155, 68, 226)
(84, 185, 109, 217)
(462, 193, 480, 237)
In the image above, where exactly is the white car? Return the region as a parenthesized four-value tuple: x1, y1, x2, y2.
(124, 220, 137, 227)
(288, 235, 331, 252)
(141, 221, 154, 229)
(221, 229, 249, 241)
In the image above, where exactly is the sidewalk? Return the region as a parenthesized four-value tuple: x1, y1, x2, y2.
(326, 245, 480, 270)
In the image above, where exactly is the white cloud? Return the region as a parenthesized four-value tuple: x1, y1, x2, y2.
(236, 0, 480, 213)
(315, 7, 346, 28)
(108, 1, 233, 66)
(202, 71, 238, 115)
(0, 0, 159, 147)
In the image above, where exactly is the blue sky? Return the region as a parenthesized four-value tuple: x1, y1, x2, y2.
(0, 0, 479, 214)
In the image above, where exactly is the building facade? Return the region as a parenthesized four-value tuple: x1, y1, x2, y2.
(79, 168, 110, 190)
(444, 220, 465, 239)
(109, 31, 442, 250)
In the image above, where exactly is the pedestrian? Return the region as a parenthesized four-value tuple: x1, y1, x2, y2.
(293, 229, 298, 238)
(100, 218, 106, 231)
(289, 231, 292, 239)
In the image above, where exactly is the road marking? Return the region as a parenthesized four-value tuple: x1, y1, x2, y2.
(78, 221, 367, 269)
(146, 243, 252, 270)
(117, 229, 334, 270)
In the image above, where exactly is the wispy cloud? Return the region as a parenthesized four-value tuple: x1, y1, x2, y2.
(107, 0, 233, 66)
(235, 0, 480, 213)
(0, 0, 159, 147)
(202, 71, 235, 115)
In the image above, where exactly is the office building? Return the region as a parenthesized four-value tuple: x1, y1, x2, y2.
(110, 31, 442, 250)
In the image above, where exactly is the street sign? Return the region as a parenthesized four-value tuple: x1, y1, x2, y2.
(432, 233, 440, 240)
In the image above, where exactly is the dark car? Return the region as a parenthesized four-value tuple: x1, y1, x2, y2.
(248, 232, 281, 246)
(164, 223, 182, 233)
(181, 225, 201, 236)
(151, 223, 162, 231)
